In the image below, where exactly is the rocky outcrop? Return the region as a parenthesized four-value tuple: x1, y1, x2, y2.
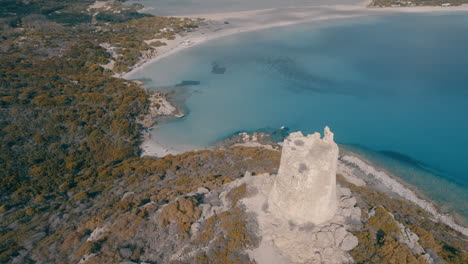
(395, 221, 433, 262)
(268, 127, 339, 225)
(237, 172, 361, 264)
(87, 226, 109, 242)
(211, 128, 362, 263)
(337, 162, 366, 187)
(138, 93, 184, 128)
(232, 132, 278, 150)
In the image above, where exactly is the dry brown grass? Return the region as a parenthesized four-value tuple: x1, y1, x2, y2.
(338, 175, 468, 264)
(352, 207, 425, 264)
(193, 207, 257, 263)
(227, 183, 248, 208)
(159, 197, 202, 236)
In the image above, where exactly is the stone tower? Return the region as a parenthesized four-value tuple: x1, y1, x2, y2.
(268, 127, 339, 225)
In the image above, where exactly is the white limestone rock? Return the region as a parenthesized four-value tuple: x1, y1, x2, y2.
(268, 127, 339, 225)
(334, 227, 348, 247)
(396, 222, 427, 257)
(187, 187, 210, 196)
(338, 187, 352, 197)
(121, 191, 135, 201)
(87, 226, 109, 242)
(337, 161, 366, 187)
(340, 197, 357, 208)
(340, 234, 359, 251)
(315, 231, 335, 248)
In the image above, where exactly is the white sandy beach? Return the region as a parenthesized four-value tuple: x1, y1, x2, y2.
(122, 1, 468, 80)
(141, 131, 202, 157)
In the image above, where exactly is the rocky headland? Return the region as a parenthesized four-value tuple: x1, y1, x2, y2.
(146, 127, 466, 264)
(5, 127, 467, 263)
(137, 89, 187, 157)
(233, 128, 361, 263)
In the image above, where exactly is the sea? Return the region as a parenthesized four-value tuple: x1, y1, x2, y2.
(126, 0, 362, 16)
(128, 12, 468, 222)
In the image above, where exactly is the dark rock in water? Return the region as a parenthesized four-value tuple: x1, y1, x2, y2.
(256, 126, 290, 143)
(214, 126, 290, 151)
(211, 62, 226, 74)
(379, 150, 425, 167)
(175, 80, 201, 87)
(378, 150, 458, 184)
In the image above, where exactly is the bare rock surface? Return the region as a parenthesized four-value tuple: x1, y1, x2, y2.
(208, 128, 363, 263)
(337, 162, 366, 187)
(239, 172, 361, 264)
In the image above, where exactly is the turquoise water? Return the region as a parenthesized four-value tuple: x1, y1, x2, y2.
(130, 14, 468, 219)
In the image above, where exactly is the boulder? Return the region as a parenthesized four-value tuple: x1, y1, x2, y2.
(340, 234, 359, 251)
(119, 248, 133, 259)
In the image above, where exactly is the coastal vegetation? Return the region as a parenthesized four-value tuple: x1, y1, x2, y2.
(0, 145, 278, 263)
(338, 175, 468, 264)
(1, 0, 467, 263)
(0, 0, 200, 262)
(370, 0, 468, 7)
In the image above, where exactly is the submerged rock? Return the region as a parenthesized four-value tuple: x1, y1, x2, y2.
(211, 62, 226, 74)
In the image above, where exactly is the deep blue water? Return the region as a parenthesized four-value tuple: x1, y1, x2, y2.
(129, 14, 468, 219)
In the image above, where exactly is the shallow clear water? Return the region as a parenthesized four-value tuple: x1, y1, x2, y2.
(128, 0, 362, 15)
(129, 13, 468, 219)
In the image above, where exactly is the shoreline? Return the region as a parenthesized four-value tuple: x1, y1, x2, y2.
(122, 2, 468, 79)
(339, 150, 468, 236)
(124, 2, 468, 234)
(140, 121, 468, 234)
